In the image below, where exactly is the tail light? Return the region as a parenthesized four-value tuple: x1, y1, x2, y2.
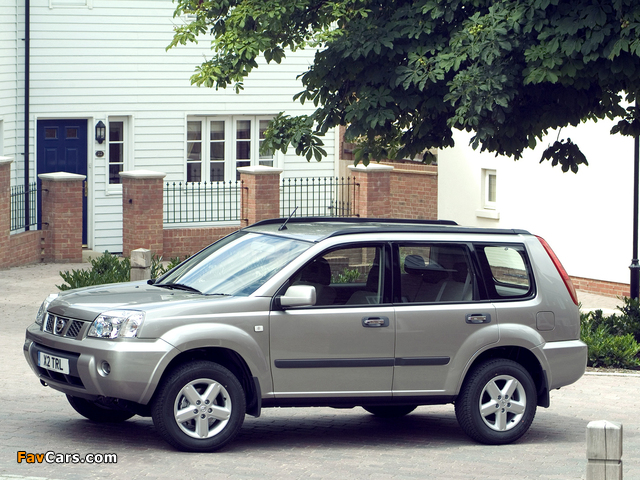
(536, 236, 579, 305)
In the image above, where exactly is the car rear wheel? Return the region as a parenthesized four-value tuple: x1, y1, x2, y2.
(151, 361, 246, 452)
(362, 405, 417, 418)
(455, 359, 536, 445)
(66, 395, 135, 423)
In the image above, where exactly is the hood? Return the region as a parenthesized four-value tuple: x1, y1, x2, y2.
(48, 282, 219, 321)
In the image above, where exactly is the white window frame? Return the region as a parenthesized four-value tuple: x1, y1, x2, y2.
(106, 116, 131, 193)
(482, 169, 497, 210)
(476, 168, 499, 220)
(186, 115, 278, 183)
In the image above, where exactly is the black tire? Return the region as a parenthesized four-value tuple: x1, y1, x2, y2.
(66, 395, 135, 423)
(455, 359, 537, 445)
(151, 361, 246, 452)
(362, 405, 417, 418)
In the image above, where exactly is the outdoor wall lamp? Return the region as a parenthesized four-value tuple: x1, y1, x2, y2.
(95, 121, 106, 144)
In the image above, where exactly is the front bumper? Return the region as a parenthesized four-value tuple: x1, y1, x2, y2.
(24, 322, 177, 405)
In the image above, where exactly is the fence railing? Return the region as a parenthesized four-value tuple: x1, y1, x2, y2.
(164, 181, 241, 224)
(281, 177, 359, 218)
(10, 182, 38, 232)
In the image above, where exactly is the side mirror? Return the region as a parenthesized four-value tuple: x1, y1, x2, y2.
(280, 285, 316, 308)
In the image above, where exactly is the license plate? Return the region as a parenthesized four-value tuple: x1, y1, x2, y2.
(38, 351, 70, 375)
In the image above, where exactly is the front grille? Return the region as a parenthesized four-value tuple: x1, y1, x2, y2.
(43, 314, 86, 339)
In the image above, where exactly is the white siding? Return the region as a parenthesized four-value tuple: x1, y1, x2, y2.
(438, 121, 635, 285)
(21, 0, 336, 252)
(0, 1, 23, 179)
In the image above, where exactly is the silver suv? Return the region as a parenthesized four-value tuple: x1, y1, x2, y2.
(24, 218, 587, 451)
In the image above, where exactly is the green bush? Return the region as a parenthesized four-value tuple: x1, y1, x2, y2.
(57, 252, 188, 291)
(151, 255, 185, 279)
(58, 252, 130, 291)
(331, 267, 361, 284)
(581, 321, 640, 369)
(580, 296, 640, 369)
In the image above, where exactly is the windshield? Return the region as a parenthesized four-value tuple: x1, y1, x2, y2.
(156, 231, 312, 296)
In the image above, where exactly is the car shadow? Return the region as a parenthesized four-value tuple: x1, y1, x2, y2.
(42, 405, 589, 453)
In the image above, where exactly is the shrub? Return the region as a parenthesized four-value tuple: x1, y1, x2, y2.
(331, 267, 361, 284)
(580, 296, 640, 369)
(151, 255, 185, 279)
(58, 252, 130, 291)
(580, 320, 640, 369)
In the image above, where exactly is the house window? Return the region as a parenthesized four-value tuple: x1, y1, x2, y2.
(210, 120, 225, 182)
(186, 116, 275, 182)
(108, 118, 126, 185)
(259, 119, 274, 167)
(187, 121, 203, 182)
(483, 169, 497, 209)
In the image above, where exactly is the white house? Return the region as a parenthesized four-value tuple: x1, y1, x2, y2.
(438, 120, 635, 290)
(2, 0, 338, 253)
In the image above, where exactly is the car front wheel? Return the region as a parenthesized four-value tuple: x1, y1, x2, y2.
(151, 361, 246, 452)
(455, 359, 536, 445)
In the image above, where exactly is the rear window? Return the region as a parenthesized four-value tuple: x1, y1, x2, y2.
(481, 245, 533, 299)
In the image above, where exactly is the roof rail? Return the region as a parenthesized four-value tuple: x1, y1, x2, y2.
(250, 217, 459, 228)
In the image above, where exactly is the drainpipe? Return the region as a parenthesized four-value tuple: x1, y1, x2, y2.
(24, 0, 30, 230)
(631, 125, 640, 300)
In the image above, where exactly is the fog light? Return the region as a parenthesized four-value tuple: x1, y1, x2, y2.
(101, 361, 111, 376)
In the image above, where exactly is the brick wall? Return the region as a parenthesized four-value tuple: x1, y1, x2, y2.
(164, 226, 239, 258)
(385, 162, 438, 220)
(570, 276, 629, 299)
(1, 159, 82, 268)
(121, 171, 166, 258)
(1, 162, 635, 300)
(349, 164, 393, 218)
(39, 173, 85, 263)
(239, 166, 282, 226)
(8, 231, 46, 267)
(0, 159, 11, 267)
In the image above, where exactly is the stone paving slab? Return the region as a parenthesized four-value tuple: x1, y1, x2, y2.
(1, 263, 638, 479)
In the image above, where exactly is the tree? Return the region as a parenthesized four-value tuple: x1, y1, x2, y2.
(169, 0, 640, 172)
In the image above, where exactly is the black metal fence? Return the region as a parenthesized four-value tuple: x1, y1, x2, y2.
(281, 177, 359, 218)
(164, 181, 242, 224)
(10, 182, 38, 232)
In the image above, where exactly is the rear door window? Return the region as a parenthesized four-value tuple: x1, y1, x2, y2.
(397, 244, 476, 303)
(481, 245, 533, 299)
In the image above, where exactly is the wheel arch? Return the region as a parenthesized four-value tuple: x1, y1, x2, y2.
(463, 346, 549, 408)
(151, 347, 262, 417)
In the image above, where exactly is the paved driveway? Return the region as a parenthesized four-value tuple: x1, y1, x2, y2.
(1, 263, 638, 480)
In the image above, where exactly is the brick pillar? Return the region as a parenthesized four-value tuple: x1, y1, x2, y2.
(39, 172, 85, 263)
(239, 166, 283, 227)
(349, 163, 394, 218)
(120, 170, 166, 259)
(0, 157, 13, 268)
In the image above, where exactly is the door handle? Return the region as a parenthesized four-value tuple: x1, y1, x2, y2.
(466, 313, 491, 324)
(362, 316, 389, 328)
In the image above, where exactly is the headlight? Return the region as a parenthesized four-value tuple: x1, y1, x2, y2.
(36, 294, 59, 326)
(88, 310, 145, 339)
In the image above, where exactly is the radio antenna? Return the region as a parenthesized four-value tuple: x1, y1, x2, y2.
(278, 206, 299, 231)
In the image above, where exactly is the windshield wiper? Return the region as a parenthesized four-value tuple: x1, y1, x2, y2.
(156, 283, 202, 294)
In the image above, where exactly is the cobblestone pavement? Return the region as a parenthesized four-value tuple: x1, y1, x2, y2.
(1, 263, 638, 480)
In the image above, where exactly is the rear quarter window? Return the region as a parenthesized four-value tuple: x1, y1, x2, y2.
(480, 245, 533, 300)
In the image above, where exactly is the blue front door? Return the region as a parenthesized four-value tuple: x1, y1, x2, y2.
(37, 119, 88, 245)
